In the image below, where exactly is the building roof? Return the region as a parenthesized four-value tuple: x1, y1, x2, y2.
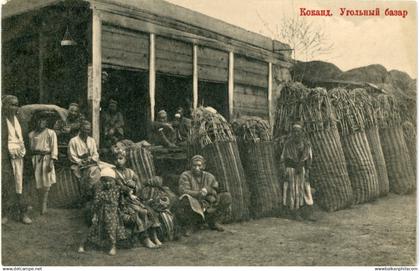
(2, 0, 291, 54)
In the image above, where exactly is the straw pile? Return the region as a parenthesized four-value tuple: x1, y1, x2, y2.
(350, 88, 389, 197)
(274, 83, 353, 211)
(233, 117, 282, 218)
(402, 121, 416, 174)
(188, 107, 250, 222)
(329, 88, 379, 204)
(378, 95, 415, 194)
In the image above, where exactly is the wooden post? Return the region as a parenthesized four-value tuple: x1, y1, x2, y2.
(38, 27, 45, 103)
(149, 33, 156, 121)
(228, 51, 234, 120)
(90, 9, 102, 145)
(193, 44, 198, 109)
(268, 62, 273, 127)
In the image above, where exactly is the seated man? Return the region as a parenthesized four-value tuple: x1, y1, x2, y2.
(54, 103, 85, 145)
(172, 107, 191, 144)
(150, 110, 176, 148)
(176, 155, 232, 235)
(102, 98, 125, 144)
(68, 120, 101, 203)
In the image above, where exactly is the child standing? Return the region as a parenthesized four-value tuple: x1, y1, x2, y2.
(28, 111, 58, 215)
(78, 170, 126, 256)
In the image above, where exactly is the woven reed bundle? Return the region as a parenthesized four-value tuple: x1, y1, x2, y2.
(378, 95, 415, 194)
(188, 107, 250, 222)
(402, 121, 416, 174)
(233, 117, 282, 218)
(113, 139, 157, 181)
(274, 84, 353, 211)
(329, 88, 379, 204)
(49, 167, 81, 208)
(350, 89, 389, 197)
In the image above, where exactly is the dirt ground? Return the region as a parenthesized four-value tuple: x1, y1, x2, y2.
(1, 192, 416, 266)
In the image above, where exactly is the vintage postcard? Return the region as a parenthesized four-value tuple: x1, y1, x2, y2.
(1, 0, 417, 268)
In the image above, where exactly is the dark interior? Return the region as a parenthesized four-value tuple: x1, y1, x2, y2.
(198, 81, 229, 119)
(155, 73, 193, 119)
(102, 68, 149, 143)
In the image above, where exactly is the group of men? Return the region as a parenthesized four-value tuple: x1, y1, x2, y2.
(2, 95, 229, 234)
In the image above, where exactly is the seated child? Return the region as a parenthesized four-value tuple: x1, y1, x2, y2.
(78, 174, 126, 256)
(112, 149, 162, 248)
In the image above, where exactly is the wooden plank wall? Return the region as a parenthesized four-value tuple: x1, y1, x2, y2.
(155, 36, 192, 76)
(233, 84, 268, 120)
(102, 24, 149, 70)
(234, 55, 268, 88)
(197, 46, 228, 82)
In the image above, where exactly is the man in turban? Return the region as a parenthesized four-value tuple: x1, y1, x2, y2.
(2, 95, 32, 224)
(176, 155, 232, 235)
(172, 107, 191, 145)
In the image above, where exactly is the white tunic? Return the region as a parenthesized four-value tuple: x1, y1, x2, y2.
(29, 129, 58, 189)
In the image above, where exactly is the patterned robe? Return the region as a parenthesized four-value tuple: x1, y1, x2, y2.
(86, 184, 126, 246)
(114, 167, 160, 235)
(281, 137, 314, 210)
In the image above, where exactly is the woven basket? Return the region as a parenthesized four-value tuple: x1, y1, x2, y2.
(365, 127, 389, 197)
(49, 166, 81, 208)
(308, 128, 353, 211)
(238, 141, 282, 218)
(192, 141, 250, 222)
(402, 121, 416, 174)
(341, 131, 379, 204)
(380, 126, 415, 194)
(127, 145, 156, 182)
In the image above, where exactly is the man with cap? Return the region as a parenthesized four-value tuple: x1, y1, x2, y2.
(1, 95, 32, 224)
(28, 110, 58, 215)
(150, 110, 177, 148)
(176, 155, 232, 235)
(101, 98, 125, 145)
(68, 120, 101, 205)
(54, 102, 85, 145)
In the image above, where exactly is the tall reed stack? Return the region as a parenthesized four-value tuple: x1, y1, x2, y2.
(350, 89, 389, 197)
(233, 116, 282, 218)
(378, 95, 415, 194)
(329, 88, 379, 204)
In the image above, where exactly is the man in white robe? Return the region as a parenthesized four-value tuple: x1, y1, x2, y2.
(68, 121, 101, 203)
(2, 95, 32, 224)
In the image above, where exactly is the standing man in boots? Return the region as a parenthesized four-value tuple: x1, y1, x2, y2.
(1, 95, 32, 224)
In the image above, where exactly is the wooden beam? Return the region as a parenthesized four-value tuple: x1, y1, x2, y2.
(268, 62, 273, 127)
(149, 33, 156, 121)
(193, 44, 198, 109)
(38, 26, 45, 103)
(99, 11, 292, 67)
(91, 8, 102, 145)
(228, 51, 234, 120)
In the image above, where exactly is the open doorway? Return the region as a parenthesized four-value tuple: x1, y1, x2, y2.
(155, 74, 193, 120)
(102, 68, 149, 144)
(198, 81, 229, 119)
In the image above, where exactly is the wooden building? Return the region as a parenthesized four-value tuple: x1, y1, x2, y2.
(2, 0, 293, 144)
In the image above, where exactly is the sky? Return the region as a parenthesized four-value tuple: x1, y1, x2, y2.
(167, 0, 417, 78)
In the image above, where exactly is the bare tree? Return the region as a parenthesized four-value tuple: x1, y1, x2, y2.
(257, 12, 334, 81)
